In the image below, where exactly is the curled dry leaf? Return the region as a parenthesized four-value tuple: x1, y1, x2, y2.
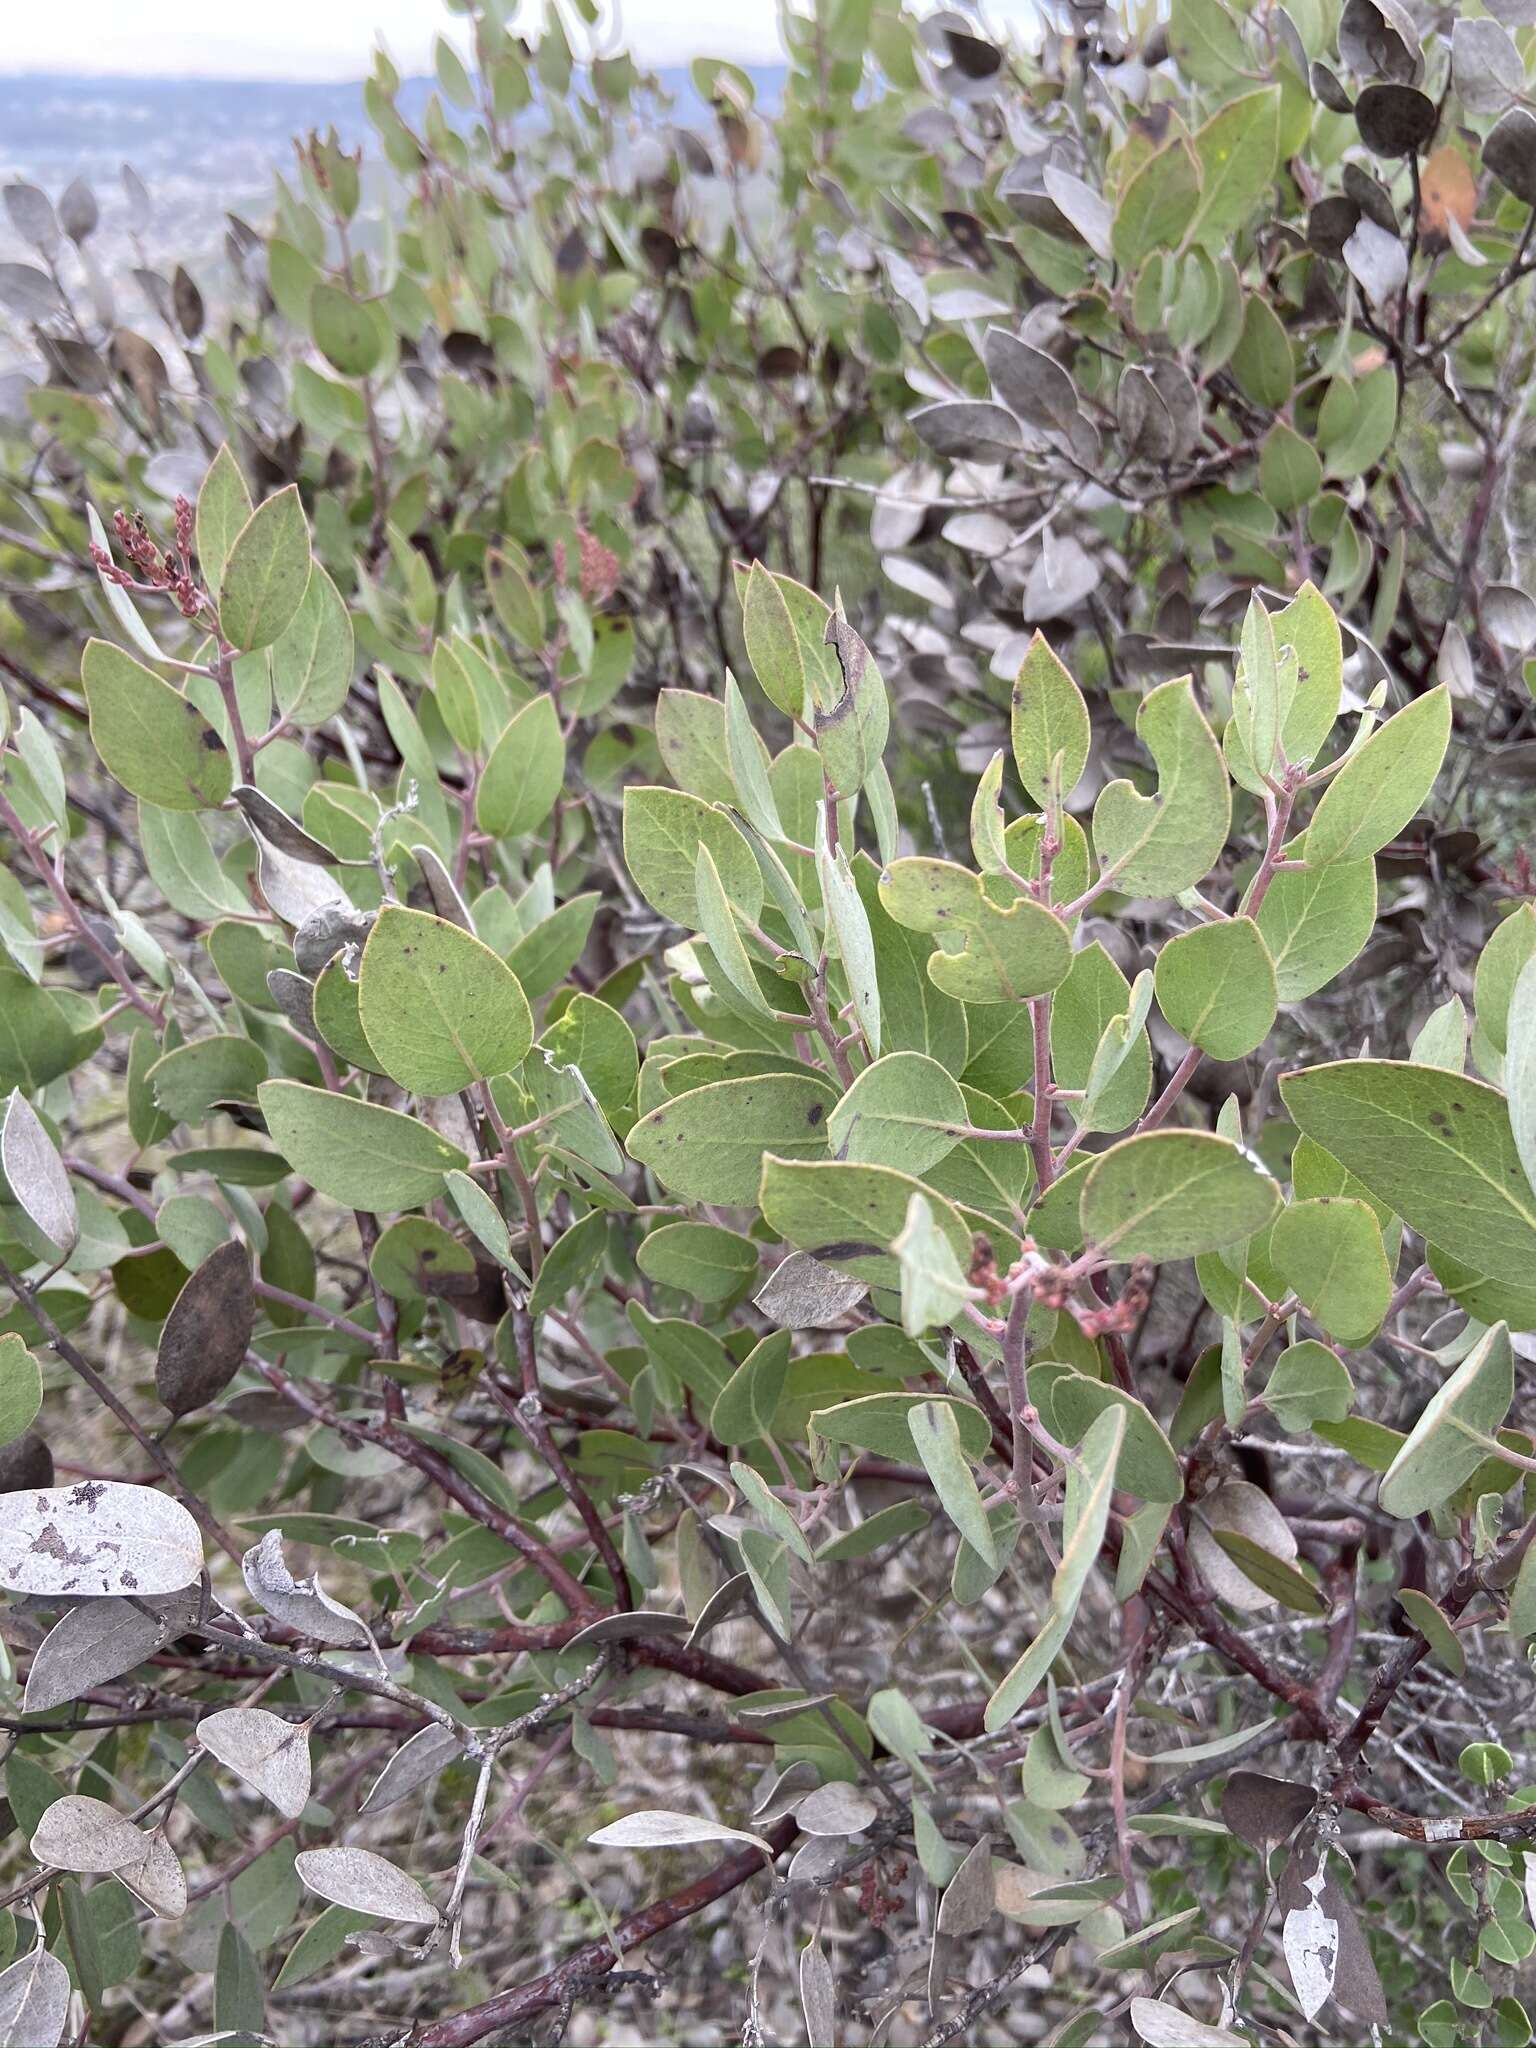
(241, 1529, 368, 1647)
(0, 1481, 202, 1598)
(195, 1705, 312, 1819)
(294, 1846, 439, 1924)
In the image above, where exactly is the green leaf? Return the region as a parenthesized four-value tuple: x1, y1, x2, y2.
(724, 672, 783, 838)
(270, 562, 353, 725)
(811, 1390, 992, 1464)
(1010, 632, 1089, 806)
(0, 1333, 42, 1448)
(1253, 845, 1376, 1002)
(1080, 1131, 1280, 1261)
(1475, 903, 1536, 1057)
(1228, 582, 1343, 796)
(358, 906, 533, 1096)
(148, 1034, 267, 1122)
(1506, 952, 1536, 1198)
(657, 690, 733, 803)
(1230, 293, 1293, 407)
(1047, 1371, 1183, 1503)
(759, 1153, 972, 1286)
(218, 486, 313, 653)
(1379, 1322, 1513, 1517)
(1154, 916, 1276, 1059)
(827, 1052, 965, 1174)
(694, 844, 774, 1018)
(814, 606, 889, 799)
(1263, 1340, 1352, 1431)
(711, 1331, 790, 1445)
(742, 559, 807, 717)
(818, 837, 882, 1055)
(1211, 1530, 1325, 1613)
(1189, 88, 1279, 246)
(622, 788, 763, 929)
(637, 1222, 758, 1305)
(1396, 1589, 1466, 1676)
(1271, 1196, 1390, 1344)
(1092, 679, 1230, 898)
(1280, 1060, 1536, 1284)
(909, 1398, 996, 1564)
(477, 696, 565, 839)
(878, 860, 1071, 1003)
(894, 1191, 981, 1335)
(310, 284, 387, 376)
(1052, 945, 1151, 1135)
(258, 1080, 468, 1212)
(627, 1074, 836, 1204)
(1304, 688, 1451, 866)
(485, 549, 543, 649)
(985, 1406, 1124, 1730)
(1112, 137, 1202, 269)
(1233, 592, 1281, 784)
(1258, 421, 1322, 514)
(196, 443, 253, 599)
(81, 640, 232, 812)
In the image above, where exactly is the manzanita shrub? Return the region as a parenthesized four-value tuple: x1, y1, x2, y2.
(0, 437, 1533, 2048)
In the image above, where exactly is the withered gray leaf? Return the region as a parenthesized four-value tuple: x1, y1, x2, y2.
(794, 1782, 878, 1837)
(266, 968, 316, 1036)
(2, 186, 59, 260)
(935, 1833, 994, 1935)
(241, 1529, 368, 1646)
(233, 786, 344, 867)
(58, 178, 98, 244)
(23, 1589, 197, 1714)
(0, 1481, 202, 1598)
(360, 1723, 463, 1816)
(115, 1829, 187, 1919)
(156, 1238, 254, 1417)
(1353, 82, 1437, 155)
(196, 1705, 312, 1818)
(1342, 216, 1407, 307)
(295, 1845, 439, 1923)
(800, 1936, 837, 2047)
(909, 400, 1023, 462)
(983, 326, 1078, 432)
(31, 1793, 145, 1873)
(1, 1090, 78, 1259)
(1218, 1771, 1318, 1851)
(754, 1251, 867, 1329)
(1041, 164, 1114, 260)
(1484, 106, 1536, 207)
(0, 1945, 71, 2048)
(410, 843, 475, 931)
(1453, 16, 1522, 112)
(0, 265, 64, 323)
(1483, 583, 1536, 653)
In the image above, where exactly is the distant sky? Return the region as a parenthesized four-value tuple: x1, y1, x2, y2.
(0, 0, 1038, 78)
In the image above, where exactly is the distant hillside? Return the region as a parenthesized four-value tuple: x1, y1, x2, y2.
(0, 65, 787, 272)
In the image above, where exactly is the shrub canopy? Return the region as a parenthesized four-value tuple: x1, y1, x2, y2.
(0, 2, 1535, 2045)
